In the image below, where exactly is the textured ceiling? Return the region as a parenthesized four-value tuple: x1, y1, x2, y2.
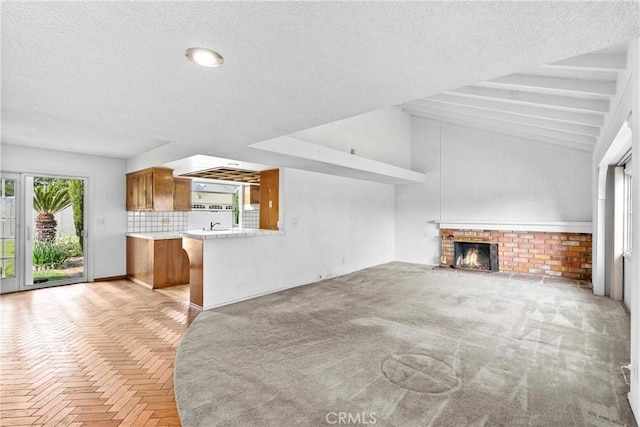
(2, 2, 639, 162)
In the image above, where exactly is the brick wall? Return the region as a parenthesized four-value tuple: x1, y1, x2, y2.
(440, 229, 592, 281)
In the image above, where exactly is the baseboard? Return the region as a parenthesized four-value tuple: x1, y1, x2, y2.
(94, 275, 127, 282)
(189, 302, 203, 311)
(202, 280, 318, 310)
(126, 276, 153, 289)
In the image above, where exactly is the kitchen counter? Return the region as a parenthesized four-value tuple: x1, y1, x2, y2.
(126, 231, 186, 240)
(126, 229, 285, 241)
(183, 228, 285, 239)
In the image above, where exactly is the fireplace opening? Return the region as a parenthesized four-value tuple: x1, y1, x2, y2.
(453, 241, 498, 272)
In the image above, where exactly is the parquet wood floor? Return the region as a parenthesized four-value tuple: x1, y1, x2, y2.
(155, 286, 189, 305)
(0, 280, 200, 426)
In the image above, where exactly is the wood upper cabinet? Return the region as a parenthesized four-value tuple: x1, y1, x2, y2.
(140, 170, 154, 210)
(126, 174, 136, 210)
(173, 178, 192, 211)
(259, 169, 279, 230)
(126, 167, 175, 211)
(244, 184, 260, 205)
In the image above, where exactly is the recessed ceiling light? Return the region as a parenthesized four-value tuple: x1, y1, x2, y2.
(227, 162, 239, 166)
(185, 47, 224, 67)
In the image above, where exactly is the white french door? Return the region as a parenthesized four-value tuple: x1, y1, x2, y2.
(0, 173, 88, 293)
(23, 176, 34, 289)
(22, 174, 88, 291)
(0, 174, 19, 293)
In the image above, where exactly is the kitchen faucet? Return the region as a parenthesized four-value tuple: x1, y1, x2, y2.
(210, 222, 221, 230)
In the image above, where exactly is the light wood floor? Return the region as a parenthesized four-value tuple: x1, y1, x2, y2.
(0, 280, 199, 426)
(155, 285, 189, 305)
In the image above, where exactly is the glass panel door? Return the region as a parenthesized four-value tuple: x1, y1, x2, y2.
(25, 175, 87, 289)
(0, 175, 19, 293)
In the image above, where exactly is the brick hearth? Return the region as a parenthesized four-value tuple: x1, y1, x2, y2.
(440, 229, 592, 281)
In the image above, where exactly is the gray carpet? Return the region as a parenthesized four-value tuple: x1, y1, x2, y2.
(175, 262, 635, 426)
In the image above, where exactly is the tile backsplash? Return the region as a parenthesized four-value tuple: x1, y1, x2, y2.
(242, 209, 260, 229)
(127, 211, 188, 233)
(128, 210, 259, 233)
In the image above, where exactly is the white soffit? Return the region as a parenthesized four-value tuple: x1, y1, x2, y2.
(2, 1, 639, 161)
(163, 155, 273, 177)
(251, 137, 426, 184)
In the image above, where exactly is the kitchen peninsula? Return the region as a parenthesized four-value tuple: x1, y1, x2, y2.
(182, 228, 285, 309)
(125, 228, 285, 309)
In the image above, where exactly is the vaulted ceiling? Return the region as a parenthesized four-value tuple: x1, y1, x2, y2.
(400, 45, 628, 152)
(2, 2, 639, 163)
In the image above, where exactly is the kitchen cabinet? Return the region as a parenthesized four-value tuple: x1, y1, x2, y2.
(244, 185, 260, 205)
(173, 178, 192, 211)
(126, 236, 190, 288)
(259, 169, 279, 230)
(126, 167, 175, 211)
(182, 238, 203, 309)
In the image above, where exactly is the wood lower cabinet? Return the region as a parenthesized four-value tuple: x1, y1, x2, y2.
(182, 238, 203, 309)
(126, 237, 190, 288)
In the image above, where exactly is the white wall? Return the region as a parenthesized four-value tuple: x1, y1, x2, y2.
(291, 107, 412, 169)
(395, 118, 593, 265)
(53, 205, 76, 238)
(200, 168, 395, 308)
(1, 144, 126, 280)
(588, 39, 638, 420)
(627, 38, 639, 422)
(394, 117, 442, 265)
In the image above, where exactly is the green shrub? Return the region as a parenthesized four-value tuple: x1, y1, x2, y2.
(68, 180, 84, 250)
(56, 236, 82, 257)
(33, 241, 69, 267)
(2, 260, 15, 277)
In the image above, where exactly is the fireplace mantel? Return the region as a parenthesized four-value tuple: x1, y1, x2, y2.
(436, 220, 592, 234)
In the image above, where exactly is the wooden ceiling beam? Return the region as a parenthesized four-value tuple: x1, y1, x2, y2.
(543, 53, 627, 71)
(405, 100, 599, 137)
(480, 73, 616, 97)
(181, 167, 261, 184)
(402, 106, 596, 147)
(449, 86, 609, 113)
(408, 95, 603, 128)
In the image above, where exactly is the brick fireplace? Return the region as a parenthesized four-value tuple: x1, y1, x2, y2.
(440, 228, 592, 281)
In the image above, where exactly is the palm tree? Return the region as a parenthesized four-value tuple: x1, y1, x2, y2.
(33, 180, 70, 244)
